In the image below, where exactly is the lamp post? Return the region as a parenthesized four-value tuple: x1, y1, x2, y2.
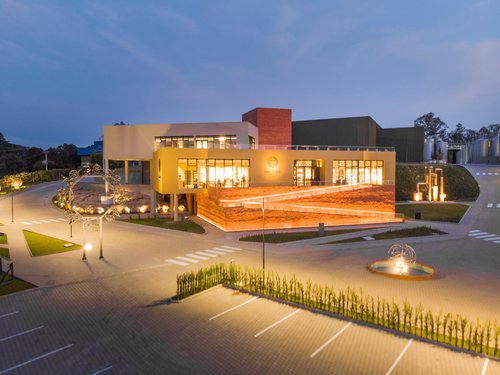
(82, 223, 92, 261)
(10, 179, 23, 223)
(261, 197, 265, 273)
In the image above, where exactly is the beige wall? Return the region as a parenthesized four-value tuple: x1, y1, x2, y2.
(104, 122, 258, 161)
(152, 148, 395, 194)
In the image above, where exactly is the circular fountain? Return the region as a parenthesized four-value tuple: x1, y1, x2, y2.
(367, 243, 436, 280)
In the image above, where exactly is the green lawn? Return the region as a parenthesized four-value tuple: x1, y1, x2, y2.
(240, 228, 366, 243)
(0, 248, 10, 259)
(325, 226, 446, 244)
(0, 234, 7, 244)
(23, 230, 81, 257)
(0, 278, 36, 296)
(396, 203, 469, 223)
(122, 217, 206, 234)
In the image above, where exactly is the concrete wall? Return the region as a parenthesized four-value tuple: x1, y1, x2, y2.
(292, 116, 380, 147)
(152, 147, 395, 194)
(104, 122, 258, 161)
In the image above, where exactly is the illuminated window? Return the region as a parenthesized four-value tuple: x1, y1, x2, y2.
(333, 160, 383, 185)
(177, 158, 250, 189)
(157, 135, 238, 149)
(294, 160, 322, 186)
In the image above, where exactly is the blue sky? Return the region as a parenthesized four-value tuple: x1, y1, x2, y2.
(1, 0, 499, 148)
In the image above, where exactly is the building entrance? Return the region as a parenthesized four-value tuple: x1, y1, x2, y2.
(294, 160, 321, 186)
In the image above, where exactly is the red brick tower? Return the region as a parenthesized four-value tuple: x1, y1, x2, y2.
(242, 108, 292, 146)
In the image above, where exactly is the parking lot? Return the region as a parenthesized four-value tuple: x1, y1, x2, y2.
(166, 287, 499, 375)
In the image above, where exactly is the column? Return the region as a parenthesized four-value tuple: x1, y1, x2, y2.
(104, 159, 110, 194)
(169, 194, 174, 219)
(124, 160, 129, 185)
(173, 194, 179, 222)
(150, 189, 156, 217)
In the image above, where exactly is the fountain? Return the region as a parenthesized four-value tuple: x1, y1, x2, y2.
(367, 243, 436, 280)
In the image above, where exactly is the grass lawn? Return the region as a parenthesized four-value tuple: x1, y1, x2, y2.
(122, 217, 206, 234)
(240, 228, 366, 243)
(325, 226, 447, 244)
(23, 230, 81, 257)
(396, 203, 469, 223)
(0, 248, 10, 259)
(0, 278, 36, 296)
(0, 233, 7, 244)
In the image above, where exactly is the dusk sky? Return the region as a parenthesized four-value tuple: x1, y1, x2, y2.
(1, 0, 499, 149)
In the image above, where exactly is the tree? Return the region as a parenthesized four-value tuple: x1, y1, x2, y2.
(414, 112, 448, 139)
(448, 123, 467, 143)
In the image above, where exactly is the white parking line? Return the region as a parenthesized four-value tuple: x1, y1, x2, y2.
(468, 230, 481, 233)
(221, 246, 242, 251)
(310, 322, 352, 358)
(255, 310, 300, 337)
(494, 240, 500, 244)
(0, 343, 74, 374)
(49, 219, 60, 222)
(497, 204, 500, 208)
(0, 326, 44, 343)
(468, 232, 488, 237)
(40, 220, 51, 223)
(476, 173, 480, 175)
(20, 221, 32, 226)
(213, 247, 235, 253)
(484, 237, 500, 241)
(176, 256, 199, 263)
(195, 251, 218, 258)
(0, 311, 18, 319)
(57, 218, 67, 222)
(487, 203, 493, 208)
(476, 234, 497, 239)
(185, 253, 209, 260)
(91, 365, 113, 375)
(488, 173, 492, 175)
(385, 339, 413, 375)
(482, 173, 486, 175)
(209, 297, 259, 321)
(165, 259, 189, 266)
(204, 249, 227, 255)
(481, 358, 489, 375)
(31, 221, 41, 224)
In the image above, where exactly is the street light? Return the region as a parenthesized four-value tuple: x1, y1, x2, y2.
(10, 179, 23, 223)
(261, 197, 265, 273)
(82, 242, 92, 261)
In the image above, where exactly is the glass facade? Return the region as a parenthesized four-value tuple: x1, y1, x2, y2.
(178, 158, 250, 189)
(156, 135, 238, 149)
(333, 160, 383, 185)
(294, 160, 322, 186)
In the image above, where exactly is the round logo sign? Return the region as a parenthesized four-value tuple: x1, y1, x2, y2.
(267, 156, 279, 168)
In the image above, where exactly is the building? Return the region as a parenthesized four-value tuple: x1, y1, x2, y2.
(292, 116, 424, 163)
(104, 108, 400, 231)
(77, 138, 103, 165)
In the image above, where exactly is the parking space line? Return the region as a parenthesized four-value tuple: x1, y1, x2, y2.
(487, 203, 493, 208)
(49, 219, 60, 222)
(0, 311, 18, 319)
(176, 256, 199, 263)
(481, 358, 489, 375)
(91, 365, 113, 375)
(0, 343, 74, 374)
(209, 297, 259, 321)
(385, 339, 413, 375)
(0, 326, 44, 342)
(31, 221, 41, 224)
(20, 221, 32, 225)
(195, 251, 218, 258)
(476, 234, 498, 239)
(255, 309, 300, 337)
(497, 204, 500, 208)
(484, 237, 500, 241)
(204, 249, 227, 255)
(468, 232, 488, 237)
(469, 230, 481, 233)
(186, 253, 209, 260)
(165, 259, 189, 266)
(213, 247, 235, 253)
(494, 240, 500, 243)
(310, 322, 352, 358)
(220, 246, 241, 251)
